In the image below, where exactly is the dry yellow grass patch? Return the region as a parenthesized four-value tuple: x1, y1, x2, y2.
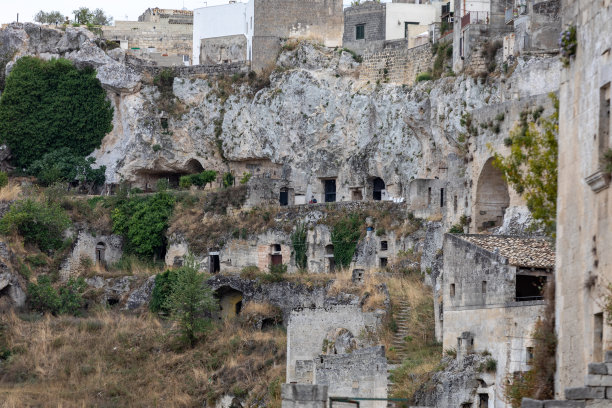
(0, 310, 286, 407)
(0, 182, 22, 202)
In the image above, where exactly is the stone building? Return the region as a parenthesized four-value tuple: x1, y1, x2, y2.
(452, 0, 513, 72)
(60, 231, 124, 280)
(193, 0, 343, 70)
(343, 0, 447, 54)
(101, 8, 193, 66)
(442, 234, 555, 408)
(286, 305, 387, 408)
(553, 0, 612, 400)
(503, 0, 560, 57)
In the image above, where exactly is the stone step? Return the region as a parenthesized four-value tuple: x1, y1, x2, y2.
(585, 374, 612, 387)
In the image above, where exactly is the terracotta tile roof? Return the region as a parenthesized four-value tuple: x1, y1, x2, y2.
(461, 235, 555, 269)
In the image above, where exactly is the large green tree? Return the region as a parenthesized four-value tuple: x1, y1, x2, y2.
(34, 10, 65, 24)
(73, 7, 112, 25)
(0, 57, 113, 169)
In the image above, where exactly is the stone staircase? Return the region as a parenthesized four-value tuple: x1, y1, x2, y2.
(387, 300, 412, 400)
(522, 351, 612, 407)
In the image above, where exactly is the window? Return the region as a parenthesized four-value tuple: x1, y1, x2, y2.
(594, 313, 604, 362)
(380, 257, 388, 268)
(356, 24, 365, 40)
(515, 274, 547, 301)
(273, 244, 281, 253)
(427, 187, 432, 206)
(526, 347, 534, 364)
(450, 283, 455, 297)
(482, 281, 487, 294)
(380, 241, 388, 251)
(440, 188, 445, 207)
(454, 195, 458, 212)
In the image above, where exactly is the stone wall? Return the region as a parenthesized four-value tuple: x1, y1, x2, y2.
(286, 305, 383, 382)
(315, 346, 388, 408)
(281, 384, 327, 408)
(342, 2, 387, 55)
(199, 35, 248, 65)
(125, 56, 249, 77)
(252, 0, 344, 70)
(555, 0, 612, 397)
(101, 16, 192, 65)
(360, 42, 433, 85)
(60, 231, 123, 280)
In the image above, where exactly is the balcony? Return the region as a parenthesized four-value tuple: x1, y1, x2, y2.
(461, 11, 489, 30)
(505, 8, 518, 24)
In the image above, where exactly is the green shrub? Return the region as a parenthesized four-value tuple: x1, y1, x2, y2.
(179, 175, 192, 189)
(603, 148, 612, 173)
(448, 224, 464, 233)
(111, 191, 175, 258)
(331, 213, 364, 268)
(222, 172, 235, 188)
(0, 171, 7, 188)
(0, 57, 113, 168)
(152, 144, 162, 152)
(156, 178, 169, 192)
(240, 265, 261, 280)
(0, 199, 71, 252)
(27, 274, 86, 315)
(150, 269, 179, 314)
(191, 170, 217, 187)
(29, 148, 106, 187)
(291, 222, 308, 270)
(416, 72, 433, 82)
(239, 172, 252, 185)
(260, 263, 288, 283)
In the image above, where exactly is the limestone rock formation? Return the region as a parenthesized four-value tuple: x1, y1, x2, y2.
(0, 241, 25, 308)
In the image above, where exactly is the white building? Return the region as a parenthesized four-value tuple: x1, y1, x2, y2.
(192, 0, 254, 66)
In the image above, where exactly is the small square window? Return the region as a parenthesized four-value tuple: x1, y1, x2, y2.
(381, 241, 388, 251)
(380, 257, 388, 268)
(356, 24, 365, 40)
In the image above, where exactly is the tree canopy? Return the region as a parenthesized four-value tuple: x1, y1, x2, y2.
(0, 57, 113, 169)
(491, 94, 559, 237)
(73, 7, 113, 26)
(34, 10, 66, 25)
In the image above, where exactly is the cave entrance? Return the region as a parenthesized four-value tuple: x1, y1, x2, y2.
(474, 158, 510, 231)
(214, 287, 244, 321)
(372, 177, 385, 201)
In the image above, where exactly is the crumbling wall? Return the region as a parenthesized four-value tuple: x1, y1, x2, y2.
(286, 305, 383, 382)
(60, 231, 123, 280)
(315, 346, 388, 408)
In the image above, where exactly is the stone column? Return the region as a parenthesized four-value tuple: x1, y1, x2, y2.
(281, 384, 328, 408)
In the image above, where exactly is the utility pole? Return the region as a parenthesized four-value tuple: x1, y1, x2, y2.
(16, 13, 19, 22)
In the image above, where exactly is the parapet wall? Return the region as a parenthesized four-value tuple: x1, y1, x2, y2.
(125, 56, 249, 77)
(360, 42, 433, 85)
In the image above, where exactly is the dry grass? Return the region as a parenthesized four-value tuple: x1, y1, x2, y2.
(0, 310, 286, 407)
(0, 182, 22, 202)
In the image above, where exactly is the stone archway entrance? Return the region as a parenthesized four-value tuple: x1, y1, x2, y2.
(474, 158, 510, 231)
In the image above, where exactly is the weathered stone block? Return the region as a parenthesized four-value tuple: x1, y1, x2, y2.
(588, 363, 608, 375)
(542, 401, 586, 408)
(607, 387, 612, 399)
(522, 398, 544, 408)
(586, 375, 612, 387)
(565, 387, 605, 400)
(605, 351, 612, 363)
(281, 384, 327, 402)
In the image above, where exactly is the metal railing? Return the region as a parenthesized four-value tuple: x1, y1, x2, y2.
(515, 295, 544, 302)
(461, 11, 490, 29)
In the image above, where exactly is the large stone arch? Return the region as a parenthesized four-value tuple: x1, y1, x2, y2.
(474, 158, 510, 231)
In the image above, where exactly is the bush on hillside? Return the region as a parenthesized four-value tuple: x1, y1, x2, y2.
(0, 56, 113, 168)
(0, 199, 71, 252)
(29, 148, 106, 188)
(28, 274, 86, 315)
(150, 269, 179, 314)
(111, 191, 175, 259)
(0, 171, 8, 188)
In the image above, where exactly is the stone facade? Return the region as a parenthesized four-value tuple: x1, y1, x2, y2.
(360, 42, 433, 85)
(343, 1, 387, 55)
(101, 8, 193, 66)
(281, 384, 327, 408)
(442, 234, 554, 408)
(60, 231, 123, 280)
(554, 0, 612, 398)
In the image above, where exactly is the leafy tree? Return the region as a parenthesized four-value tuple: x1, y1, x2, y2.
(491, 94, 558, 237)
(34, 10, 65, 24)
(0, 199, 71, 252)
(191, 170, 217, 187)
(0, 57, 113, 168)
(29, 148, 106, 189)
(91, 8, 113, 25)
(222, 172, 235, 188)
(165, 256, 217, 346)
(28, 274, 86, 315)
(111, 191, 175, 258)
(150, 269, 179, 314)
(331, 213, 364, 268)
